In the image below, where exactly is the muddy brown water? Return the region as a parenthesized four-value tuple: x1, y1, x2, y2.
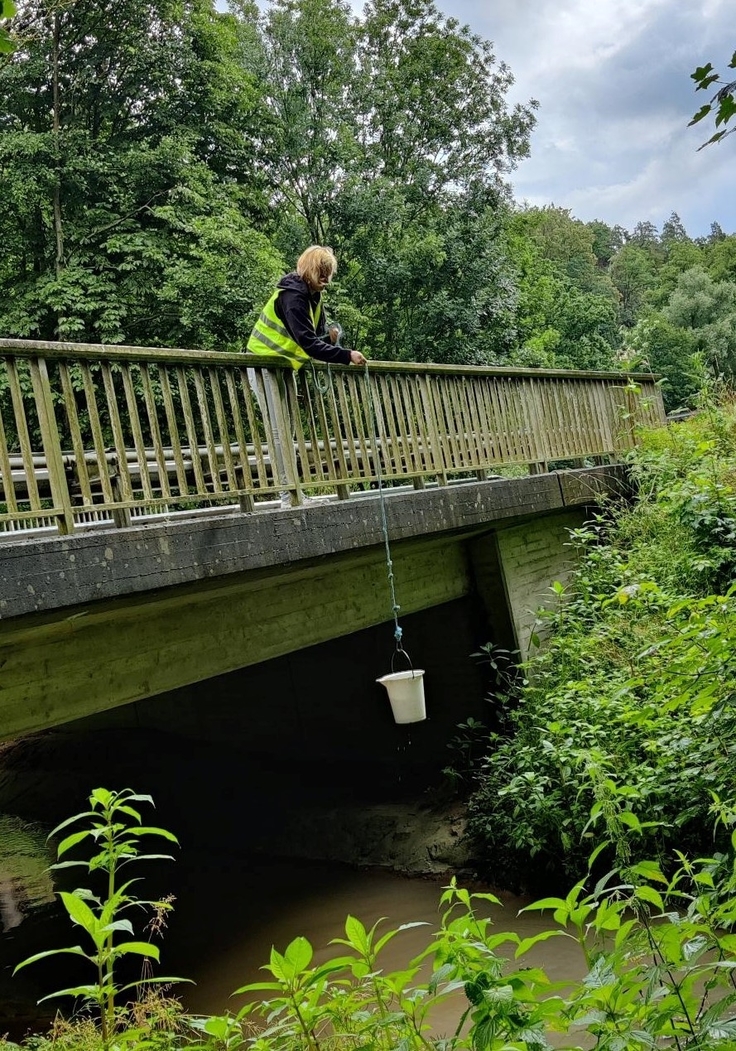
(171, 856, 587, 1018)
(1, 848, 587, 1043)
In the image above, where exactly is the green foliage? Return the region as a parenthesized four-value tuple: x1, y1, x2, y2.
(13, 788, 185, 1048)
(610, 244, 657, 326)
(506, 212, 620, 369)
(216, 849, 736, 1050)
(623, 316, 703, 411)
(0, 0, 281, 347)
(468, 401, 736, 890)
(9, 785, 736, 1050)
(1, 0, 734, 379)
(690, 49, 736, 147)
(0, 0, 14, 52)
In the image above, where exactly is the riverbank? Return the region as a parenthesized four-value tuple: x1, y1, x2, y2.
(0, 727, 475, 879)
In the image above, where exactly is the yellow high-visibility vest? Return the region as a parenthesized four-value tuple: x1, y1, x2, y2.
(247, 289, 322, 370)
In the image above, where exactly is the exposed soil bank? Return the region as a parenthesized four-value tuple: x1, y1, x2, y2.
(0, 729, 476, 877)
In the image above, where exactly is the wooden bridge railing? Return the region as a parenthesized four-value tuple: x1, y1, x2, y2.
(0, 338, 665, 536)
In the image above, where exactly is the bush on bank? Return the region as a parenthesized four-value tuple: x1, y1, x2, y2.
(468, 394, 736, 891)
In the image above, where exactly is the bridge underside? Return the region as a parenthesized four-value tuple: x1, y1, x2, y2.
(0, 468, 628, 742)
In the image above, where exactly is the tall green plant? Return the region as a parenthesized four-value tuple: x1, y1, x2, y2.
(14, 788, 184, 1048)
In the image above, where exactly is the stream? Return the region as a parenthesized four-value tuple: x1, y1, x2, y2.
(0, 729, 588, 1043)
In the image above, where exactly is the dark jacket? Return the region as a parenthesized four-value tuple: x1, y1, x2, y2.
(274, 273, 351, 366)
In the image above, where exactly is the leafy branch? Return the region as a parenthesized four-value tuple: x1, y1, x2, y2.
(690, 50, 736, 148)
(0, 0, 15, 53)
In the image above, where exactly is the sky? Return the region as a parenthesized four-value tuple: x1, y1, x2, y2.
(441, 0, 735, 237)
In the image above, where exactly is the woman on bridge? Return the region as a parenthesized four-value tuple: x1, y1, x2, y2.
(248, 246, 366, 369)
(247, 246, 367, 507)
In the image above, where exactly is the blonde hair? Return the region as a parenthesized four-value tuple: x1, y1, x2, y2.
(296, 246, 337, 289)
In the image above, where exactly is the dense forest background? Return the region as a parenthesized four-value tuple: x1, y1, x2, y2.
(1, 0, 735, 410)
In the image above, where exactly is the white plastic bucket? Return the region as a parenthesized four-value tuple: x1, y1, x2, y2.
(376, 670, 427, 724)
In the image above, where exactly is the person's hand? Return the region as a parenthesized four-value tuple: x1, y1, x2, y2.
(349, 349, 367, 366)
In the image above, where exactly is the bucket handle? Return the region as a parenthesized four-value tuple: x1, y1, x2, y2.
(390, 647, 416, 676)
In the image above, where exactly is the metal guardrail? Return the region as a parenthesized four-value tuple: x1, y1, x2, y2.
(0, 338, 665, 536)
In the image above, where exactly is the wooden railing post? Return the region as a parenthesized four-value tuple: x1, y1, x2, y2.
(252, 364, 302, 505)
(29, 356, 75, 535)
(109, 456, 132, 528)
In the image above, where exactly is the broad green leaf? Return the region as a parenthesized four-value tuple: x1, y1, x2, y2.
(617, 811, 642, 832)
(13, 947, 89, 974)
(343, 915, 370, 954)
(56, 829, 92, 857)
(521, 897, 567, 913)
(689, 104, 712, 126)
(48, 811, 96, 839)
(284, 936, 312, 973)
(116, 805, 143, 823)
(38, 985, 103, 1004)
(634, 885, 663, 911)
(232, 980, 283, 994)
(515, 929, 569, 957)
(129, 826, 179, 842)
(268, 947, 288, 982)
(60, 891, 100, 936)
(629, 861, 667, 884)
(375, 921, 429, 955)
(100, 919, 134, 936)
(114, 941, 160, 960)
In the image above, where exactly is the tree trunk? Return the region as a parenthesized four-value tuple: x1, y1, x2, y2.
(51, 8, 63, 279)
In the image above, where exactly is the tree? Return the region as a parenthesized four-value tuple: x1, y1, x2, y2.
(706, 233, 736, 284)
(627, 220, 662, 261)
(234, 0, 361, 248)
(610, 245, 656, 327)
(624, 317, 702, 411)
(660, 211, 689, 246)
(0, 0, 281, 345)
(506, 219, 619, 370)
(649, 242, 705, 310)
(356, 0, 537, 194)
(231, 0, 537, 363)
(664, 266, 736, 379)
(690, 49, 736, 148)
(518, 206, 603, 291)
(587, 220, 626, 270)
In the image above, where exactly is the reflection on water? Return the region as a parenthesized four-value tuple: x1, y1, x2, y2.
(0, 729, 587, 1045)
(0, 816, 54, 933)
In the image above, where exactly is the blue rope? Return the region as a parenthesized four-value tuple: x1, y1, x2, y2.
(364, 362, 403, 651)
